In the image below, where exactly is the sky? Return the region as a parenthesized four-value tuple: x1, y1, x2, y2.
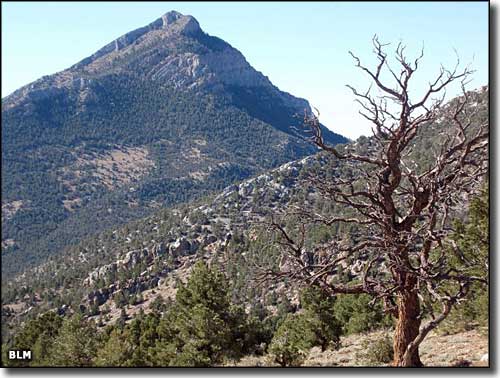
(2, 1, 489, 139)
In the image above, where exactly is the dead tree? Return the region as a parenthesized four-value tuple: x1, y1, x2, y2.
(261, 37, 488, 367)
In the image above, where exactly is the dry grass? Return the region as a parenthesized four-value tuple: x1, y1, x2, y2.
(228, 327, 488, 367)
(419, 328, 488, 367)
(83, 146, 155, 189)
(57, 145, 155, 211)
(3, 301, 28, 314)
(62, 198, 83, 212)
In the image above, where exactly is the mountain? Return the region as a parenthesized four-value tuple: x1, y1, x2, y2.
(1, 11, 347, 276)
(1, 87, 488, 335)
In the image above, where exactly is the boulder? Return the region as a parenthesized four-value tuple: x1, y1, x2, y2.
(169, 237, 192, 256)
(153, 242, 167, 257)
(203, 234, 217, 245)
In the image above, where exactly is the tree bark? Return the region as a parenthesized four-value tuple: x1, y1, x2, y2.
(393, 274, 423, 367)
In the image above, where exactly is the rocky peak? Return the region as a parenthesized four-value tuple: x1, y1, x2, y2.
(160, 11, 201, 35)
(69, 11, 201, 70)
(161, 10, 184, 25)
(2, 10, 310, 115)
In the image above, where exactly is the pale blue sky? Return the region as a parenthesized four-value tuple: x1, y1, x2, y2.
(2, 1, 488, 138)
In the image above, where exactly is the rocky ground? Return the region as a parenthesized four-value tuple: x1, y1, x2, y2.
(229, 327, 489, 367)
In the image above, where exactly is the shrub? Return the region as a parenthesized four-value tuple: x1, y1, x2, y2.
(333, 293, 392, 335)
(356, 333, 393, 365)
(267, 313, 316, 366)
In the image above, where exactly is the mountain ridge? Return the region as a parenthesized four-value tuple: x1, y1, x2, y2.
(3, 11, 317, 121)
(2, 11, 347, 276)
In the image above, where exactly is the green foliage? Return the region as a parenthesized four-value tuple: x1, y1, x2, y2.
(300, 286, 342, 351)
(333, 294, 392, 335)
(94, 311, 160, 366)
(242, 314, 274, 355)
(2, 56, 345, 277)
(94, 329, 134, 367)
(168, 304, 232, 366)
(2, 311, 62, 367)
(439, 187, 488, 334)
(147, 261, 259, 366)
(1, 68, 488, 367)
(268, 313, 316, 366)
(113, 291, 127, 308)
(356, 333, 394, 365)
(1, 344, 11, 367)
(45, 314, 99, 366)
(176, 261, 231, 315)
(149, 294, 168, 314)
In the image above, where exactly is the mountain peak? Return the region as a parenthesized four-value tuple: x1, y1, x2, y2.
(59, 11, 202, 72)
(161, 10, 184, 22)
(159, 11, 201, 35)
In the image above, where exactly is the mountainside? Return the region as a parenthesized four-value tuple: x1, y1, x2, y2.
(1, 86, 488, 337)
(1, 11, 347, 276)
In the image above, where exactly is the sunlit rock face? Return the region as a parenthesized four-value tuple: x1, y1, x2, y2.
(3, 11, 309, 115)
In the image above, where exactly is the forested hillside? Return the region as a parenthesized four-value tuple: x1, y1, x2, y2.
(1, 86, 488, 367)
(1, 11, 347, 276)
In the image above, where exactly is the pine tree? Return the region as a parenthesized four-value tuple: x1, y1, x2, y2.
(6, 311, 62, 366)
(46, 314, 98, 366)
(268, 313, 316, 366)
(300, 286, 342, 351)
(94, 329, 133, 367)
(151, 261, 248, 366)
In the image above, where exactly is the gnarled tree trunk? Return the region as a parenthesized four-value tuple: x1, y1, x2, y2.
(393, 274, 422, 367)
